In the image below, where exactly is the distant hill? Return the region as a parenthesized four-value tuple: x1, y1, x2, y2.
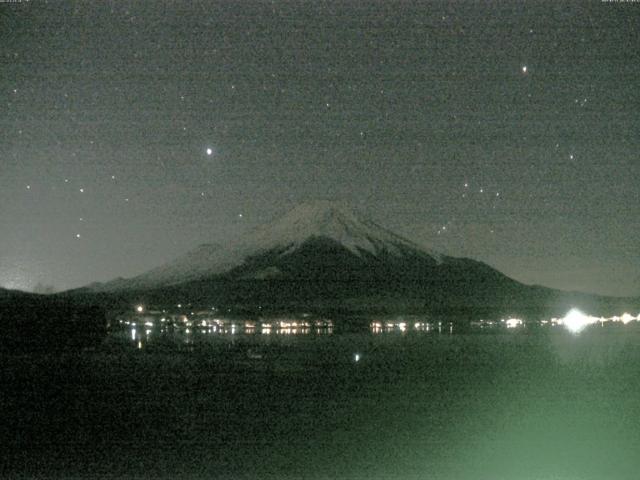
(0, 287, 31, 299)
(0, 288, 107, 352)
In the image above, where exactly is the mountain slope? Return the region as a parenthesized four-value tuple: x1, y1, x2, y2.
(78, 201, 638, 318)
(92, 201, 449, 291)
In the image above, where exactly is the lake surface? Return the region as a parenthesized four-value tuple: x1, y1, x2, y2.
(3, 329, 640, 479)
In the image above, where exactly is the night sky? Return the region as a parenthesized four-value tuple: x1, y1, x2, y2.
(1, 1, 638, 296)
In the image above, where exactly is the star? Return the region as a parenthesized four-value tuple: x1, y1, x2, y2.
(206, 148, 213, 156)
(521, 65, 528, 74)
(26, 185, 31, 190)
(75, 234, 81, 239)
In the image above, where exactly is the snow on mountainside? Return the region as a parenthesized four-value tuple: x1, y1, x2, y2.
(248, 201, 443, 260)
(91, 201, 445, 291)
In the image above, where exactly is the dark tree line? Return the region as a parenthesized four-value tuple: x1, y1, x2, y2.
(0, 296, 107, 353)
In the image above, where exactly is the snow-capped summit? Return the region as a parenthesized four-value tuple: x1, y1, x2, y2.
(246, 200, 443, 260)
(91, 201, 446, 291)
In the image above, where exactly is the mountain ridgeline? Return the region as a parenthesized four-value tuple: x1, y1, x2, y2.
(75, 201, 637, 319)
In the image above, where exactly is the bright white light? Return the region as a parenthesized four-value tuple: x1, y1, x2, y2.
(620, 313, 635, 325)
(354, 353, 361, 362)
(136, 305, 144, 313)
(131, 328, 136, 340)
(505, 318, 523, 329)
(522, 65, 527, 73)
(562, 308, 594, 334)
(206, 148, 213, 155)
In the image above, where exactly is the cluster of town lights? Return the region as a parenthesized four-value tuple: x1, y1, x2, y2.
(500, 309, 639, 334)
(128, 305, 639, 339)
(556, 309, 638, 334)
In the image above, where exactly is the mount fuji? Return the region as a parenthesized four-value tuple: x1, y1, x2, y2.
(96, 201, 448, 288)
(77, 201, 633, 317)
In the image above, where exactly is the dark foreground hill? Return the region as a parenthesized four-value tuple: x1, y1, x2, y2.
(0, 289, 107, 352)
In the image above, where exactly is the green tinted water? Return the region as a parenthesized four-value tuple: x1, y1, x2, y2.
(3, 331, 640, 479)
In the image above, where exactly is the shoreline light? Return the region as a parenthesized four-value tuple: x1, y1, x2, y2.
(562, 308, 594, 334)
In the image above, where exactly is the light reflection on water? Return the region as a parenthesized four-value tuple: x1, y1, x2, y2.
(115, 308, 640, 350)
(119, 318, 336, 348)
(13, 318, 640, 480)
(118, 317, 461, 350)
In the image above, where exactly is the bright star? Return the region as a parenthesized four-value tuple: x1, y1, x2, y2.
(522, 65, 528, 74)
(206, 148, 213, 156)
